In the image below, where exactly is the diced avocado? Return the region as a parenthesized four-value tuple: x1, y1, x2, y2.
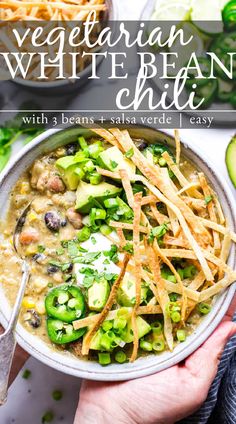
(75, 181, 122, 214)
(98, 146, 136, 179)
(88, 278, 110, 312)
(56, 155, 87, 190)
(90, 328, 103, 350)
(58, 164, 84, 190)
(56, 151, 88, 170)
(117, 276, 148, 307)
(122, 316, 151, 343)
(226, 135, 236, 188)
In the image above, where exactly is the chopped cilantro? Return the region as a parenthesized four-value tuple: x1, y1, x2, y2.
(42, 411, 54, 423)
(103, 258, 110, 265)
(37, 245, 45, 253)
(148, 223, 169, 244)
(22, 369, 31, 379)
(78, 246, 88, 253)
(73, 251, 101, 264)
(110, 160, 118, 169)
(103, 245, 119, 263)
(205, 195, 213, 205)
(91, 236, 97, 245)
(123, 242, 134, 254)
(67, 240, 80, 258)
(56, 247, 64, 256)
(125, 148, 134, 158)
(52, 390, 63, 401)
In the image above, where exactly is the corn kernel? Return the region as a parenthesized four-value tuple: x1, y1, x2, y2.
(22, 296, 35, 309)
(20, 182, 30, 195)
(35, 300, 46, 315)
(25, 246, 37, 256)
(28, 212, 38, 223)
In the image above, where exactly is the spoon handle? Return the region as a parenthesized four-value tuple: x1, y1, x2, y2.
(0, 261, 30, 405)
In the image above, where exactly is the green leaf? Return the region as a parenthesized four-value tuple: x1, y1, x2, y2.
(125, 148, 134, 158)
(0, 146, 11, 172)
(148, 223, 169, 244)
(205, 195, 213, 205)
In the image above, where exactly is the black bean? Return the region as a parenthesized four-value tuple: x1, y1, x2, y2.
(66, 143, 77, 156)
(32, 253, 45, 263)
(67, 263, 73, 273)
(134, 138, 148, 151)
(27, 310, 41, 328)
(44, 211, 61, 232)
(60, 218, 67, 227)
(47, 264, 60, 274)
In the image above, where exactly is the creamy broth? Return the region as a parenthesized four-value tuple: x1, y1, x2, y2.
(0, 135, 223, 363)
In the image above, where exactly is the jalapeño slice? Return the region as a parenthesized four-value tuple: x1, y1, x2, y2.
(45, 284, 85, 323)
(46, 318, 86, 344)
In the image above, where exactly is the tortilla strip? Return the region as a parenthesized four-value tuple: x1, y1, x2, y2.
(153, 239, 183, 288)
(167, 205, 180, 236)
(150, 203, 169, 225)
(119, 169, 134, 207)
(109, 221, 149, 234)
(141, 195, 157, 206)
(81, 254, 130, 355)
(174, 129, 181, 166)
(147, 244, 173, 351)
(200, 218, 236, 243)
(130, 192, 143, 362)
(219, 230, 231, 280)
(182, 197, 207, 212)
(142, 267, 161, 304)
(163, 235, 189, 248)
(109, 128, 210, 246)
(209, 188, 225, 224)
(116, 228, 126, 248)
(162, 151, 202, 199)
(0, 1, 106, 11)
(199, 172, 221, 252)
(199, 272, 236, 301)
(96, 166, 121, 179)
(188, 270, 206, 290)
(73, 304, 162, 330)
(177, 182, 200, 195)
(163, 280, 200, 302)
(160, 248, 233, 274)
(137, 175, 213, 281)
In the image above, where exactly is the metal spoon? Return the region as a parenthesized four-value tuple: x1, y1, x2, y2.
(0, 203, 31, 405)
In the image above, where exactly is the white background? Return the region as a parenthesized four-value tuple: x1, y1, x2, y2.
(0, 0, 235, 423)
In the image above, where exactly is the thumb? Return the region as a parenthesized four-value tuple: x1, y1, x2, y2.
(184, 320, 236, 382)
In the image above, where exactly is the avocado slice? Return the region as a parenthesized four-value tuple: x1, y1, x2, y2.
(75, 180, 122, 214)
(58, 164, 85, 190)
(90, 328, 104, 350)
(117, 276, 148, 307)
(226, 136, 236, 188)
(56, 155, 87, 190)
(122, 316, 151, 343)
(88, 278, 110, 312)
(98, 146, 136, 179)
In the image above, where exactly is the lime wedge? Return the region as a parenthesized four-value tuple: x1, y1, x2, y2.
(191, 0, 223, 35)
(168, 22, 204, 76)
(151, 3, 191, 21)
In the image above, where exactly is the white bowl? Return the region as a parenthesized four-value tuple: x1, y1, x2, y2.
(0, 125, 235, 381)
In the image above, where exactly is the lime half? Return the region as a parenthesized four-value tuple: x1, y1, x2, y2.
(151, 2, 191, 21)
(191, 0, 224, 36)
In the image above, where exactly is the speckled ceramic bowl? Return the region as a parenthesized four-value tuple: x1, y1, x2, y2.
(0, 125, 235, 381)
